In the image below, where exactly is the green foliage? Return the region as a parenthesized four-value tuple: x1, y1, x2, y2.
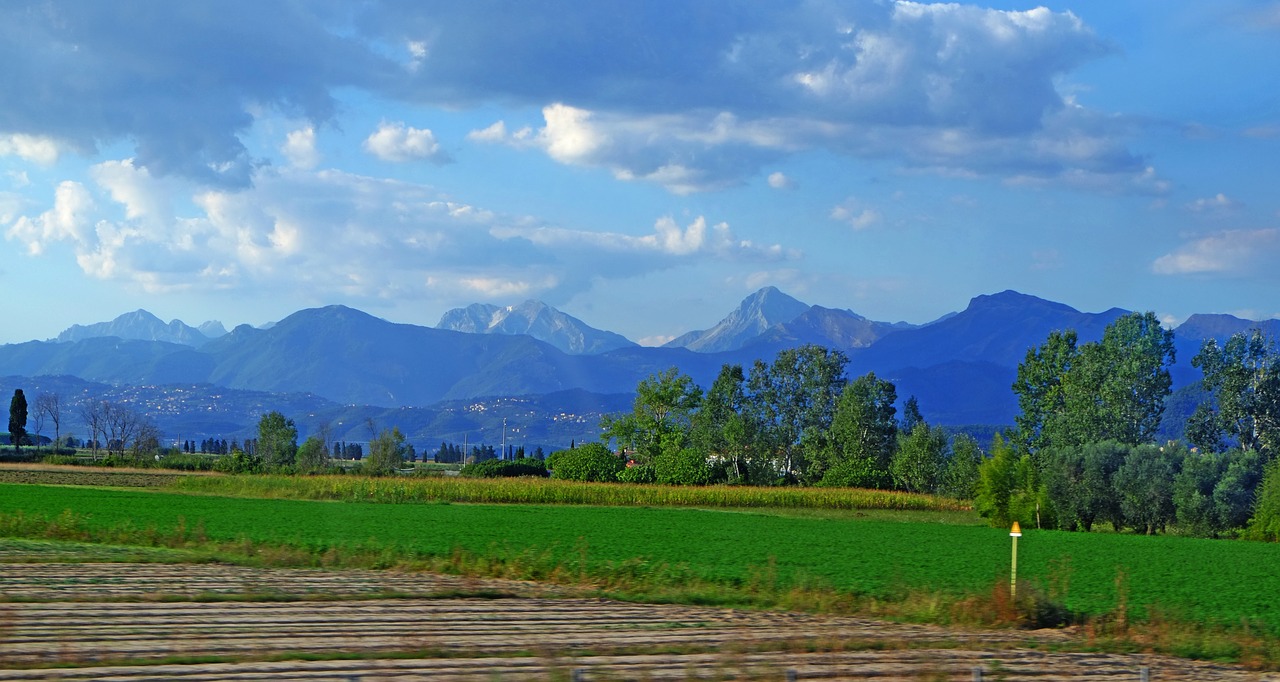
(1213, 448, 1266, 530)
(938, 433, 982, 499)
(815, 455, 887, 489)
(1012, 330, 1077, 452)
(256, 411, 299, 469)
(1039, 441, 1125, 532)
(1113, 444, 1180, 534)
(1173, 449, 1226, 535)
(745, 345, 849, 482)
(213, 449, 263, 474)
(295, 436, 329, 475)
(615, 462, 656, 483)
(1246, 456, 1280, 541)
(1013, 313, 1175, 451)
(827, 372, 897, 478)
(601, 367, 702, 465)
(890, 423, 948, 493)
(689, 364, 762, 484)
(549, 442, 624, 482)
(974, 435, 1044, 528)
(1192, 330, 1280, 455)
(460, 457, 549, 479)
(365, 427, 409, 475)
(653, 447, 713, 485)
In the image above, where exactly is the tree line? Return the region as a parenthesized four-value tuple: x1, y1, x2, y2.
(981, 314, 1280, 537)
(544, 344, 982, 494)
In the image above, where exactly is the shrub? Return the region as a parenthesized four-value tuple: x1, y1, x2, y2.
(549, 443, 624, 482)
(460, 458, 549, 479)
(616, 462, 657, 484)
(654, 447, 712, 486)
(213, 450, 263, 474)
(816, 456, 887, 489)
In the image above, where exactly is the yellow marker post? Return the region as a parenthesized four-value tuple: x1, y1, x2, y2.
(1009, 521, 1022, 600)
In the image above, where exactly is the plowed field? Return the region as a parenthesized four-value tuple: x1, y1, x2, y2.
(0, 562, 1273, 680)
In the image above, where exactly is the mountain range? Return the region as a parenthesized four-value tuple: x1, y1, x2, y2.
(4, 288, 1279, 446)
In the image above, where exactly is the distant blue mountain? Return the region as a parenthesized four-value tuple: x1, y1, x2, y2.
(849, 290, 1129, 373)
(56, 309, 214, 348)
(3, 290, 1276, 431)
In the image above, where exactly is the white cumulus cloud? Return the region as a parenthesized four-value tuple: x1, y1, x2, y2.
(363, 122, 450, 163)
(5, 181, 95, 255)
(0, 134, 60, 165)
(282, 126, 321, 170)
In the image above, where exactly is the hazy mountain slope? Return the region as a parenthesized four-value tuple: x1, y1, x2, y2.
(849, 290, 1129, 374)
(0, 337, 212, 385)
(665, 286, 811, 352)
(436, 300, 635, 354)
(56, 309, 212, 347)
(203, 305, 577, 407)
(746, 305, 907, 354)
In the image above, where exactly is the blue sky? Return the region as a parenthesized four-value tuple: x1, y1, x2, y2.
(2, 1, 1277, 345)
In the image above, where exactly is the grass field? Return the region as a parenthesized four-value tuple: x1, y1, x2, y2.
(3, 481, 1279, 637)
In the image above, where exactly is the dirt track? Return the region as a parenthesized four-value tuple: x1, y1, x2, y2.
(0, 562, 1275, 680)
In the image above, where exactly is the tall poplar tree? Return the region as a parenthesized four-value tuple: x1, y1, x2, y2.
(8, 389, 28, 453)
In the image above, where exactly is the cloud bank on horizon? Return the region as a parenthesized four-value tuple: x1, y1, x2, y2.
(1, 1, 1277, 343)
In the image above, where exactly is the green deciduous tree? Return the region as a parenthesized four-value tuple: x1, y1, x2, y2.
(1040, 441, 1125, 532)
(1013, 330, 1077, 452)
(745, 345, 848, 483)
(690, 364, 764, 484)
(1212, 447, 1266, 530)
(1114, 444, 1181, 535)
(1173, 450, 1227, 536)
(365, 427, 409, 475)
(602, 367, 702, 465)
(939, 433, 983, 499)
(1192, 330, 1280, 455)
(823, 372, 896, 487)
(8, 388, 28, 452)
(256, 411, 299, 469)
(890, 423, 947, 493)
(654, 446, 713, 485)
(975, 435, 1046, 528)
(1014, 313, 1175, 451)
(296, 436, 329, 474)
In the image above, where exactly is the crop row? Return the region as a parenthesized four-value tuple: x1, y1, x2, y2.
(164, 473, 971, 511)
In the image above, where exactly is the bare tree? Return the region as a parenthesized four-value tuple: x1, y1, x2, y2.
(131, 420, 162, 459)
(31, 400, 45, 454)
(80, 400, 108, 459)
(104, 403, 143, 458)
(316, 420, 334, 456)
(35, 393, 62, 453)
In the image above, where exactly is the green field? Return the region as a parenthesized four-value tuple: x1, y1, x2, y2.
(3, 482, 1279, 633)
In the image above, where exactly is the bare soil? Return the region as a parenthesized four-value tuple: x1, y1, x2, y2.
(1, 562, 1275, 680)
